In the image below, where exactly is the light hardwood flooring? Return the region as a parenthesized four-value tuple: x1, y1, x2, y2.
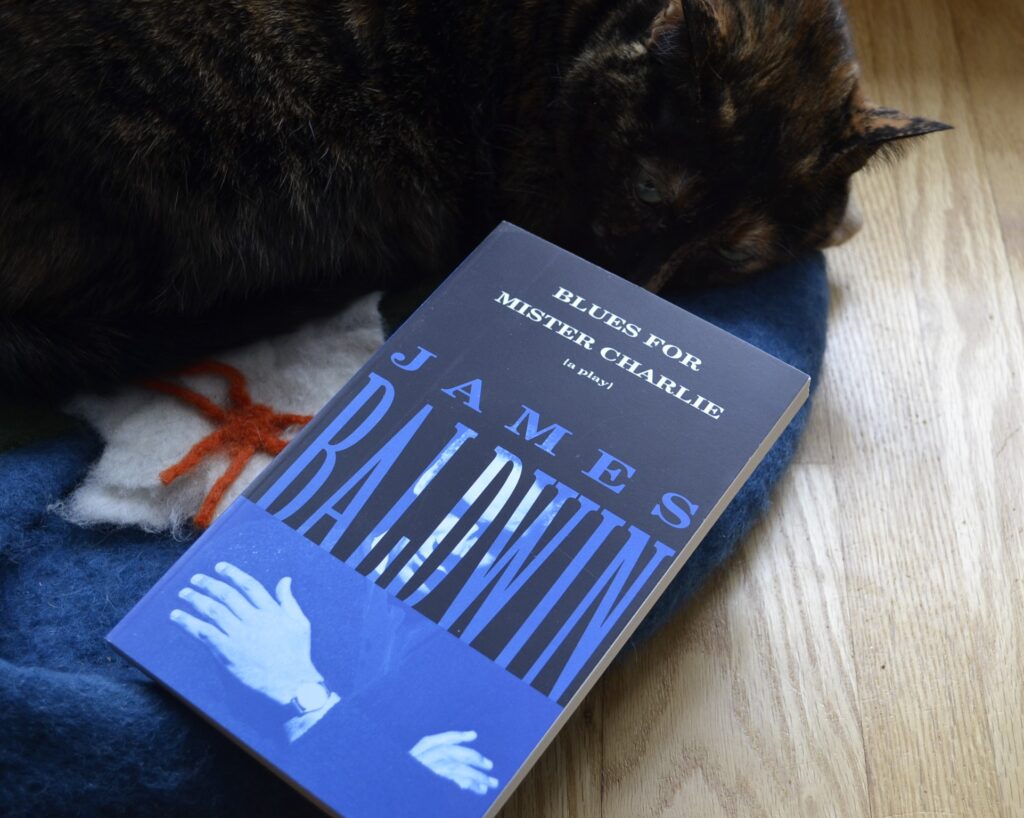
(499, 0, 1024, 814)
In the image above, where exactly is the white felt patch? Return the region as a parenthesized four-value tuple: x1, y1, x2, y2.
(55, 293, 385, 536)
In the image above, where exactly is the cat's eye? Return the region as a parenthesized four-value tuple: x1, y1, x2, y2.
(717, 247, 753, 264)
(635, 174, 663, 204)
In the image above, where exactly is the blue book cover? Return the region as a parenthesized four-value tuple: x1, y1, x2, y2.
(109, 222, 809, 818)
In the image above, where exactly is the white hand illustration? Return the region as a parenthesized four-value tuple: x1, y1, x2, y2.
(172, 561, 500, 788)
(170, 561, 326, 707)
(410, 731, 499, 795)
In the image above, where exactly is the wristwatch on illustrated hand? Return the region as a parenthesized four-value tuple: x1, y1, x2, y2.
(290, 680, 332, 715)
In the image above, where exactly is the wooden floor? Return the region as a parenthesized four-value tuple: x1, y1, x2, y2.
(500, 0, 1024, 815)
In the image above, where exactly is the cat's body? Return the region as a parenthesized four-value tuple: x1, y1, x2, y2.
(0, 0, 946, 396)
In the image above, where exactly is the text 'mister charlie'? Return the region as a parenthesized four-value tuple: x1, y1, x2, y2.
(494, 285, 726, 419)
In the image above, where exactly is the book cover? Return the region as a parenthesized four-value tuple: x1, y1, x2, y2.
(108, 222, 809, 818)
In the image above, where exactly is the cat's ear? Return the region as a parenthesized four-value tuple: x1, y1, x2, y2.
(648, 0, 724, 61)
(831, 102, 950, 171)
(648, 0, 726, 117)
(853, 105, 952, 145)
(649, 0, 682, 43)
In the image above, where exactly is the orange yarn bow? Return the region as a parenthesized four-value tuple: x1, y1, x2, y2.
(143, 361, 311, 528)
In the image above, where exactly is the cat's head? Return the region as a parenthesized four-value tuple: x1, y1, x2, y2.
(549, 0, 949, 287)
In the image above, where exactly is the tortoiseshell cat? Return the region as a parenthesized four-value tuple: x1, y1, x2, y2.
(0, 0, 947, 396)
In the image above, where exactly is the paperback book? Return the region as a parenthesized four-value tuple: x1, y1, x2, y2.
(109, 222, 809, 818)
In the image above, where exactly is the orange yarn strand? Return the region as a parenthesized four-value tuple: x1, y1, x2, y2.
(194, 443, 257, 528)
(143, 361, 312, 529)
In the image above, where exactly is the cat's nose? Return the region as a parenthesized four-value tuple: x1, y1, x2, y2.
(823, 194, 863, 248)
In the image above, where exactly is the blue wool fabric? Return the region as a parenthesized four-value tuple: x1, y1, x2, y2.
(0, 255, 828, 817)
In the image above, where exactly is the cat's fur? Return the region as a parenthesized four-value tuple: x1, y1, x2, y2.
(0, 0, 947, 396)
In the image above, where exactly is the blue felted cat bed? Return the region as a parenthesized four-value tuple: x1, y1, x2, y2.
(0, 254, 828, 817)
